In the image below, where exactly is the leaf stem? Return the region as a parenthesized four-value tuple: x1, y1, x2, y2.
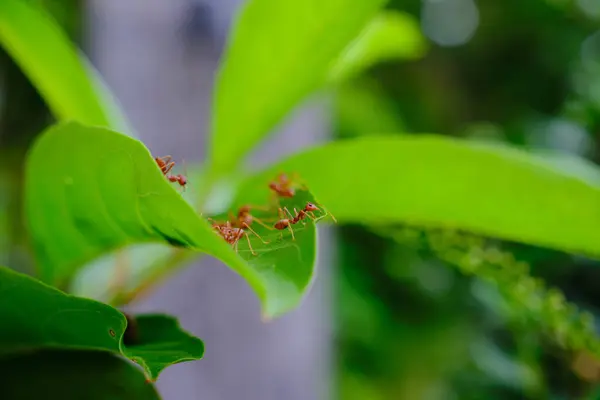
(110, 249, 203, 307)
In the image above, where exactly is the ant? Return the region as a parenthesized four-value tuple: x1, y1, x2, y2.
(272, 203, 317, 240)
(273, 209, 296, 241)
(273, 202, 337, 240)
(209, 218, 269, 256)
(269, 173, 295, 198)
(268, 172, 307, 199)
(290, 202, 320, 225)
(155, 155, 175, 175)
(230, 204, 274, 231)
(155, 155, 188, 190)
(167, 174, 188, 190)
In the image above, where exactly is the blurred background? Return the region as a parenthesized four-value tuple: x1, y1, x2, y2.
(2, 0, 600, 399)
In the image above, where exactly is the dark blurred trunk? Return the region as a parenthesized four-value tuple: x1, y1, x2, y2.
(85, 1, 334, 399)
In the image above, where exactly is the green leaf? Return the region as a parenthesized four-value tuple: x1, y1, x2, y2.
(122, 314, 205, 380)
(212, 188, 320, 318)
(0, 266, 203, 381)
(71, 168, 208, 304)
(0, 0, 126, 130)
(210, 0, 388, 175)
(329, 11, 428, 84)
(0, 350, 161, 400)
(25, 121, 321, 318)
(236, 136, 600, 258)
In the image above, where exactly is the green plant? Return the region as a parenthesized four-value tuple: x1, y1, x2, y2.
(2, 0, 600, 398)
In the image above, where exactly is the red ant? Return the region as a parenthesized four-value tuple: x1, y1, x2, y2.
(273, 209, 296, 241)
(293, 201, 338, 224)
(155, 155, 175, 175)
(290, 202, 319, 224)
(167, 174, 188, 190)
(230, 204, 274, 231)
(269, 173, 295, 198)
(273, 202, 337, 240)
(209, 218, 269, 256)
(155, 155, 188, 190)
(272, 203, 318, 240)
(268, 172, 307, 199)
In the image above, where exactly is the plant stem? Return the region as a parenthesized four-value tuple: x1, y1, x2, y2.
(110, 248, 203, 307)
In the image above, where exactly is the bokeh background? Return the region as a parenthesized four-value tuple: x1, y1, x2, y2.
(2, 0, 600, 399)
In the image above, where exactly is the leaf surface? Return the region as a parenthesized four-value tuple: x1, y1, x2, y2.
(236, 136, 600, 257)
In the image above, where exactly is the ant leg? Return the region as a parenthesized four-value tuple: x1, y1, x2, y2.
(291, 207, 309, 226)
(324, 207, 338, 223)
(245, 224, 270, 244)
(156, 155, 173, 166)
(244, 233, 258, 255)
(297, 209, 310, 226)
(207, 218, 221, 233)
(162, 161, 175, 175)
(178, 176, 188, 192)
(286, 223, 296, 241)
(304, 211, 318, 222)
(251, 217, 275, 231)
(277, 207, 287, 220)
(282, 207, 295, 220)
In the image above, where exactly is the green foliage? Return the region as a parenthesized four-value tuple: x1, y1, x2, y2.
(0, 0, 125, 130)
(2, 0, 600, 396)
(381, 226, 600, 357)
(0, 351, 161, 400)
(0, 266, 203, 381)
(329, 11, 428, 84)
(24, 121, 322, 318)
(237, 135, 600, 258)
(209, 0, 388, 175)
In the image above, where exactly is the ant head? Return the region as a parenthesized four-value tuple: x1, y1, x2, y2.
(305, 203, 319, 212)
(177, 174, 188, 186)
(268, 182, 278, 190)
